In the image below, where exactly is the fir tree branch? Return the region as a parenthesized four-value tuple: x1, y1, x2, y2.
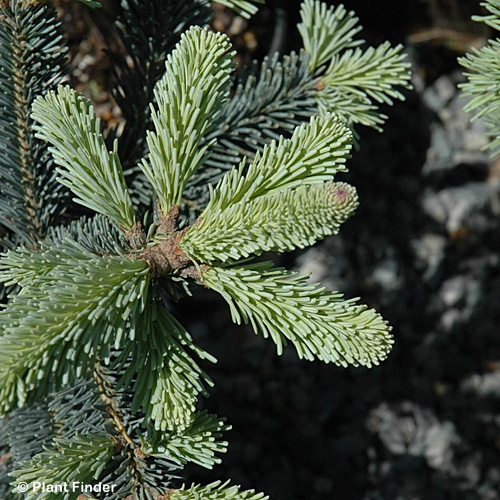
(139, 26, 235, 213)
(91, 364, 182, 497)
(0, 0, 69, 246)
(470, 0, 500, 32)
(31, 86, 136, 231)
(182, 51, 317, 219)
(201, 50, 316, 168)
(0, 240, 150, 413)
(47, 214, 129, 258)
(115, 300, 216, 433)
(11, 433, 116, 499)
(182, 181, 358, 262)
(109, 0, 211, 175)
(459, 3, 500, 157)
(202, 114, 352, 215)
(144, 411, 229, 469)
(203, 262, 393, 367)
(0, 403, 53, 480)
(322, 42, 411, 106)
(297, 0, 363, 72)
(315, 86, 386, 130)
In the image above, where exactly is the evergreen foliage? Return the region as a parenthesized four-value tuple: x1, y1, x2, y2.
(184, 0, 411, 217)
(0, 1, 411, 498)
(459, 0, 500, 156)
(31, 87, 136, 230)
(12, 433, 116, 499)
(139, 27, 235, 213)
(0, 0, 69, 248)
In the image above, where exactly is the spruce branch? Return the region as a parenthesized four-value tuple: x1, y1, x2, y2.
(47, 214, 129, 258)
(199, 114, 352, 215)
(0, 403, 53, 484)
(115, 301, 216, 433)
(297, 1, 411, 132)
(0, 236, 125, 288)
(0, 240, 149, 413)
(298, 0, 363, 72)
(31, 86, 136, 231)
(322, 43, 411, 105)
(201, 50, 316, 169)
(91, 363, 182, 497)
(49, 378, 111, 442)
(139, 26, 235, 213)
(470, 0, 500, 31)
(92, 364, 136, 449)
(0, 243, 60, 288)
(315, 42, 411, 131)
(184, 50, 317, 217)
(202, 262, 393, 367)
(0, 2, 407, 495)
(459, 1, 500, 155)
(0, 0, 69, 245)
(182, 181, 358, 262)
(11, 433, 116, 499)
(315, 86, 386, 130)
(181, 1, 412, 218)
(144, 410, 229, 469)
(2, 373, 181, 499)
(109, 0, 212, 178)
(460, 39, 500, 120)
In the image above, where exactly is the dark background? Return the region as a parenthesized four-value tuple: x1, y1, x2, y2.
(59, 1, 500, 498)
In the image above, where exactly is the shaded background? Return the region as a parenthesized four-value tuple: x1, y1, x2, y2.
(57, 1, 500, 498)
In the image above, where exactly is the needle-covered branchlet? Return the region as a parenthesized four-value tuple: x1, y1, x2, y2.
(0, 1, 411, 498)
